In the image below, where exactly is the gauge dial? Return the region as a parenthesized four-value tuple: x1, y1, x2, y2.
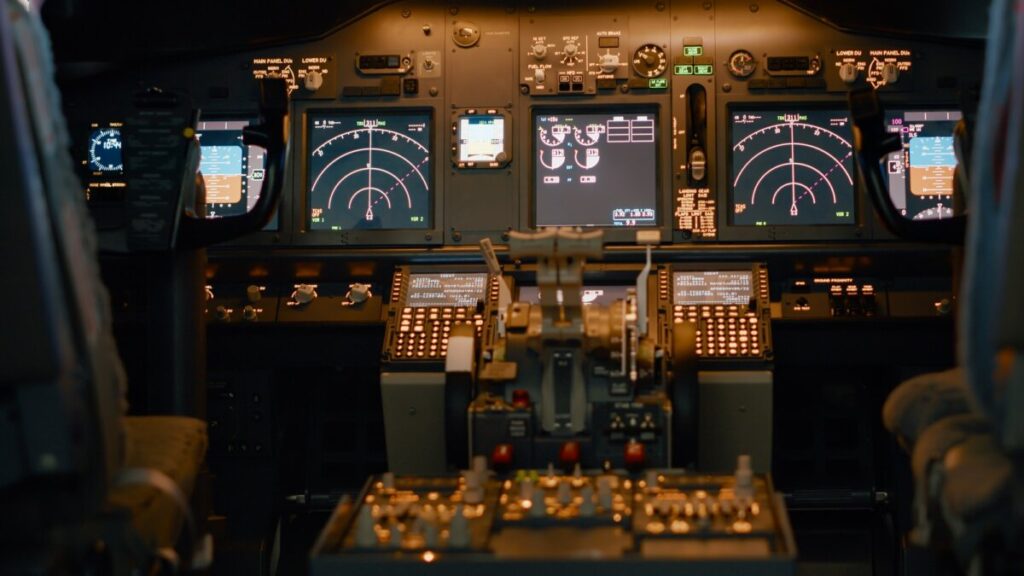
(88, 128, 123, 172)
(632, 44, 667, 78)
(727, 50, 757, 79)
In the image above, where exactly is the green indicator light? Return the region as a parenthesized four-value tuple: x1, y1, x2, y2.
(683, 46, 703, 57)
(695, 64, 714, 75)
(674, 65, 694, 75)
(649, 78, 668, 89)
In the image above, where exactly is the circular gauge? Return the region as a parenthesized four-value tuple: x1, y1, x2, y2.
(88, 128, 123, 172)
(308, 114, 431, 230)
(537, 124, 569, 147)
(913, 204, 954, 221)
(632, 44, 667, 78)
(727, 50, 757, 78)
(731, 110, 855, 225)
(572, 123, 605, 146)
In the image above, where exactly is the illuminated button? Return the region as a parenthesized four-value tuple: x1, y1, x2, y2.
(400, 326, 410, 332)
(674, 318, 683, 324)
(414, 326, 424, 332)
(674, 305, 683, 312)
(403, 307, 412, 314)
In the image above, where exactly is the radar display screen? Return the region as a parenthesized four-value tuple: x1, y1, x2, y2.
(407, 273, 488, 308)
(308, 111, 431, 231)
(883, 110, 961, 221)
(730, 109, 855, 226)
(88, 127, 123, 172)
(673, 271, 753, 306)
(534, 110, 657, 227)
(196, 120, 267, 221)
(457, 114, 506, 164)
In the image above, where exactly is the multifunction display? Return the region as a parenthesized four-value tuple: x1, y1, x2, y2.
(534, 110, 657, 227)
(197, 120, 266, 219)
(731, 109, 855, 226)
(884, 109, 961, 221)
(406, 273, 488, 308)
(308, 111, 431, 230)
(673, 271, 753, 306)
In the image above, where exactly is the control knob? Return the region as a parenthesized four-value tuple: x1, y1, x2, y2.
(881, 61, 900, 84)
(246, 284, 262, 303)
(346, 283, 372, 305)
(242, 305, 258, 322)
(599, 52, 620, 74)
(303, 69, 324, 92)
(531, 42, 548, 60)
(292, 284, 318, 305)
(838, 61, 859, 84)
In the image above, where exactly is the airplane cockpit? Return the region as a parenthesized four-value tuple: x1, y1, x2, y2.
(2, 0, 1022, 574)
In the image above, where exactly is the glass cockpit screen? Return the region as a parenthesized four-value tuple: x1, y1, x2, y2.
(534, 110, 657, 227)
(730, 109, 855, 226)
(673, 271, 753, 306)
(458, 115, 506, 163)
(308, 111, 431, 231)
(407, 273, 488, 308)
(88, 126, 124, 173)
(883, 110, 961, 221)
(196, 120, 267, 220)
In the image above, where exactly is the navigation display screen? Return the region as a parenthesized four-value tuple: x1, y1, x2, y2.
(458, 115, 506, 163)
(407, 273, 488, 308)
(884, 110, 961, 221)
(308, 111, 431, 231)
(518, 285, 630, 306)
(730, 109, 855, 226)
(673, 271, 753, 306)
(534, 110, 657, 227)
(197, 120, 268, 221)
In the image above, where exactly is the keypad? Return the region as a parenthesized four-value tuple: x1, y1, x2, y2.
(672, 304, 763, 358)
(392, 305, 485, 360)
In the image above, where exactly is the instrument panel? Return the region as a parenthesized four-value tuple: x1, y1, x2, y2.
(65, 0, 982, 249)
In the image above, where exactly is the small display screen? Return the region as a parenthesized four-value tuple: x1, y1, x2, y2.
(534, 110, 657, 227)
(673, 271, 753, 306)
(730, 109, 855, 226)
(197, 120, 267, 220)
(308, 111, 432, 231)
(883, 110, 961, 221)
(88, 127, 123, 172)
(458, 115, 506, 163)
(407, 273, 488, 308)
(517, 285, 630, 306)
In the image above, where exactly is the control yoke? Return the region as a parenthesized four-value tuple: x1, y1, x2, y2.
(178, 78, 289, 248)
(848, 88, 966, 243)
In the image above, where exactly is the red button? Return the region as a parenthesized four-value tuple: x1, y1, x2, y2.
(559, 441, 581, 468)
(491, 443, 514, 469)
(624, 441, 646, 469)
(512, 389, 531, 409)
